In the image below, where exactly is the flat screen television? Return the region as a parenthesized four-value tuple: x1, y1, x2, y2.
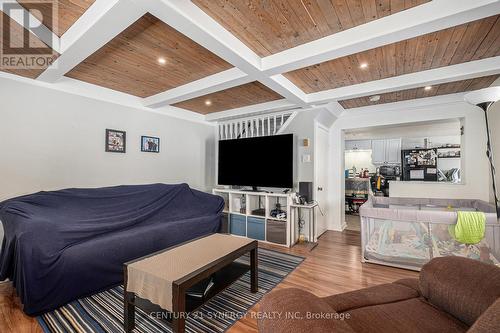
(218, 134, 293, 189)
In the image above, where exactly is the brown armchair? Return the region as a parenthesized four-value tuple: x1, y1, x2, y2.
(258, 257, 500, 333)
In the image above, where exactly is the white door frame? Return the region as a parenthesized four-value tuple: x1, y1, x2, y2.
(314, 120, 330, 237)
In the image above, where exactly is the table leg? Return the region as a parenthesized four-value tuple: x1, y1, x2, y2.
(124, 291, 135, 333)
(172, 285, 186, 333)
(250, 247, 258, 293)
(311, 208, 315, 243)
(313, 208, 317, 242)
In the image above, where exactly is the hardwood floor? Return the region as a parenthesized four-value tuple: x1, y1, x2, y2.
(228, 230, 417, 333)
(0, 230, 417, 333)
(0, 282, 41, 333)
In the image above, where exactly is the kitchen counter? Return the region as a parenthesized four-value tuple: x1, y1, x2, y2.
(389, 180, 463, 185)
(388, 180, 471, 200)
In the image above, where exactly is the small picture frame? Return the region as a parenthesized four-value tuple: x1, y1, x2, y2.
(105, 129, 126, 153)
(141, 136, 160, 153)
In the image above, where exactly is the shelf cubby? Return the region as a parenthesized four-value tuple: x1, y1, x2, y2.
(212, 188, 293, 247)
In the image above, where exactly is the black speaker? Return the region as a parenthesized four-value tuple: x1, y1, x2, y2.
(298, 182, 313, 203)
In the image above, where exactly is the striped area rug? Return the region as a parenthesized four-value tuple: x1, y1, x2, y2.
(37, 248, 303, 333)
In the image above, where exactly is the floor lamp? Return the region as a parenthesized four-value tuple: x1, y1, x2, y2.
(464, 87, 500, 219)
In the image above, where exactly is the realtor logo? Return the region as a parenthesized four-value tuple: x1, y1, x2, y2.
(1, 0, 58, 70)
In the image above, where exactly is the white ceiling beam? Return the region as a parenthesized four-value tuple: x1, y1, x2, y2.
(325, 102, 346, 119)
(343, 93, 468, 117)
(308, 57, 500, 104)
(0, 0, 60, 53)
(138, 0, 261, 74)
(141, 0, 307, 107)
(205, 100, 297, 122)
(260, 74, 308, 105)
(59, 0, 121, 52)
(37, 0, 145, 83)
(141, 0, 498, 111)
(0, 70, 207, 124)
(261, 0, 500, 75)
(143, 68, 252, 108)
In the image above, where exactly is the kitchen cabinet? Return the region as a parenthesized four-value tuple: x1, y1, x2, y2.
(371, 140, 386, 164)
(372, 139, 401, 165)
(386, 139, 401, 164)
(345, 140, 372, 151)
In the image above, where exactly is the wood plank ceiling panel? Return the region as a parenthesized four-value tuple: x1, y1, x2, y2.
(0, 12, 59, 79)
(172, 82, 283, 114)
(17, 0, 96, 37)
(192, 0, 429, 57)
(338, 74, 499, 109)
(285, 15, 500, 93)
(65, 13, 233, 98)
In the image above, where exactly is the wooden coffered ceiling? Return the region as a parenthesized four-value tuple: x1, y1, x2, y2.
(66, 13, 233, 98)
(173, 82, 283, 114)
(0, 12, 58, 79)
(192, 0, 430, 57)
(1, 0, 499, 119)
(284, 14, 500, 93)
(18, 0, 95, 36)
(339, 75, 499, 109)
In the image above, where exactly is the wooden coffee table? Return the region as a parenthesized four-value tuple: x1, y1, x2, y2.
(123, 234, 258, 333)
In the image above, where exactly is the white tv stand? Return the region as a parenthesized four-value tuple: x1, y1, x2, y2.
(212, 188, 295, 247)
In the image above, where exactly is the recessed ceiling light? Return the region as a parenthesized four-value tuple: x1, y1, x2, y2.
(369, 95, 381, 102)
(205, 100, 212, 106)
(157, 57, 167, 65)
(424, 86, 432, 91)
(359, 63, 368, 69)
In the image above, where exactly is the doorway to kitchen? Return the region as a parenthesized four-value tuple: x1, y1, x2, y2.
(343, 119, 463, 232)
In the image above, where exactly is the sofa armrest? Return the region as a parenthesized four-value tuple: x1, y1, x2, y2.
(322, 280, 420, 312)
(467, 298, 500, 333)
(393, 278, 420, 294)
(419, 256, 500, 326)
(258, 288, 355, 333)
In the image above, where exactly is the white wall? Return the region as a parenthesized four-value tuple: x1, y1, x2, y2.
(345, 150, 376, 173)
(281, 108, 336, 184)
(328, 99, 490, 231)
(283, 111, 316, 182)
(0, 77, 216, 201)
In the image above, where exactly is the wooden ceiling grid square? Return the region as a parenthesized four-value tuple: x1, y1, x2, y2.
(65, 13, 233, 98)
(172, 81, 283, 114)
(338, 74, 499, 109)
(192, 0, 430, 57)
(0, 12, 59, 79)
(17, 0, 96, 37)
(284, 14, 500, 93)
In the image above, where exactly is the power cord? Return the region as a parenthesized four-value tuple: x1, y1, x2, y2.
(310, 200, 325, 216)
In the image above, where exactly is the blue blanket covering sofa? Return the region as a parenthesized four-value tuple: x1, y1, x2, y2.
(0, 183, 224, 315)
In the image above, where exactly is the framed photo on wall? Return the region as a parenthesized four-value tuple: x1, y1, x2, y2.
(105, 129, 126, 153)
(141, 136, 160, 153)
